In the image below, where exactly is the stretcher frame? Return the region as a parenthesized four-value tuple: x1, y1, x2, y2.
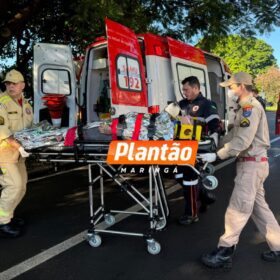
(30, 137, 218, 255)
(31, 141, 169, 255)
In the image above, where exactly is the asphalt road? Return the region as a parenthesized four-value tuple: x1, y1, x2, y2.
(0, 112, 279, 280)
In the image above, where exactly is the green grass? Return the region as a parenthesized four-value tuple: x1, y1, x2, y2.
(266, 105, 277, 112)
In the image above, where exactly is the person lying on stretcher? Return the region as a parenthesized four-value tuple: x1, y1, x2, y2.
(97, 111, 174, 140)
(96, 105, 219, 222)
(97, 103, 219, 146)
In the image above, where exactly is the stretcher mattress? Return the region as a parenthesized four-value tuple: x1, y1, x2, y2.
(18, 119, 216, 158)
(29, 138, 215, 155)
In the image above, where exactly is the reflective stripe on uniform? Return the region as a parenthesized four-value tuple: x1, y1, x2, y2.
(193, 115, 220, 123)
(0, 168, 7, 175)
(205, 114, 220, 123)
(194, 117, 205, 123)
(0, 96, 12, 104)
(0, 140, 12, 148)
(0, 208, 9, 217)
(175, 173, 183, 179)
(183, 179, 199, 186)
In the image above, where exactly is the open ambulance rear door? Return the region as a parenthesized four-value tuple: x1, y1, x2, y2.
(33, 43, 77, 127)
(166, 37, 210, 101)
(105, 18, 148, 116)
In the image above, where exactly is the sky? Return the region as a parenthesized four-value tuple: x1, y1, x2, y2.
(258, 27, 280, 67)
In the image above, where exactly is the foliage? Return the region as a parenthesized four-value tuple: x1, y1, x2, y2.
(207, 35, 277, 77)
(150, 0, 280, 50)
(255, 66, 280, 105)
(0, 0, 280, 81)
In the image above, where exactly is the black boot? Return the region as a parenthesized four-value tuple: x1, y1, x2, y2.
(11, 217, 25, 227)
(201, 246, 235, 269)
(261, 250, 280, 262)
(178, 215, 199, 225)
(0, 222, 21, 238)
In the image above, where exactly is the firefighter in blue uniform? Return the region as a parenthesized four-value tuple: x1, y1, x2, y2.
(176, 76, 221, 225)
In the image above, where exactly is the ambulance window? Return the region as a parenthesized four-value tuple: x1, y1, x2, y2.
(176, 64, 207, 97)
(42, 69, 71, 95)
(116, 55, 142, 92)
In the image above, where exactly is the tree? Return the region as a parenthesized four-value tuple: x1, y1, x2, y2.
(255, 67, 280, 105)
(208, 35, 277, 77)
(1, 0, 280, 78)
(0, 0, 46, 51)
(0, 0, 159, 73)
(1, 0, 280, 53)
(0, 0, 160, 93)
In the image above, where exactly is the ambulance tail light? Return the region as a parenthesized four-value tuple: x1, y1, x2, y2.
(148, 105, 160, 114)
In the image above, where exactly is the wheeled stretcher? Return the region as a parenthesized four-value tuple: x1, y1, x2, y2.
(28, 118, 219, 254)
(30, 140, 169, 255)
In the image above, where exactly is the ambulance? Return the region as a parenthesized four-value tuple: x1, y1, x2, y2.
(33, 18, 231, 129)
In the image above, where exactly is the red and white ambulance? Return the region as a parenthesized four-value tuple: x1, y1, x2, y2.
(33, 18, 231, 128)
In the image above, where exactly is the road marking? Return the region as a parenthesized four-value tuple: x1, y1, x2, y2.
(0, 184, 181, 280)
(29, 166, 87, 183)
(270, 136, 280, 144)
(0, 155, 239, 279)
(3, 134, 278, 279)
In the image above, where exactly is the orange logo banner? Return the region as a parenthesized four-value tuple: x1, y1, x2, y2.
(107, 140, 198, 165)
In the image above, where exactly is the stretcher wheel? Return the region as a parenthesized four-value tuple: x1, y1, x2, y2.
(88, 234, 102, 248)
(205, 164, 215, 175)
(104, 214, 116, 226)
(202, 175, 218, 190)
(156, 219, 166, 230)
(147, 240, 161, 255)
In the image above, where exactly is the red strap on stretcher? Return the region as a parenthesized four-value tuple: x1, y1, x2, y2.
(111, 118, 119, 140)
(132, 114, 144, 140)
(64, 126, 77, 146)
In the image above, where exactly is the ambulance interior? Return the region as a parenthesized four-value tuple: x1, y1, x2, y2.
(204, 54, 226, 121)
(39, 67, 71, 127)
(86, 44, 110, 122)
(83, 42, 227, 126)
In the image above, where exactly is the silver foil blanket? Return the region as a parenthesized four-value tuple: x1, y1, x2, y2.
(121, 112, 174, 140)
(14, 121, 68, 150)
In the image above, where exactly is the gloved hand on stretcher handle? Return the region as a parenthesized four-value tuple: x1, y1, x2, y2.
(197, 153, 217, 163)
(18, 146, 30, 158)
(6, 136, 30, 158)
